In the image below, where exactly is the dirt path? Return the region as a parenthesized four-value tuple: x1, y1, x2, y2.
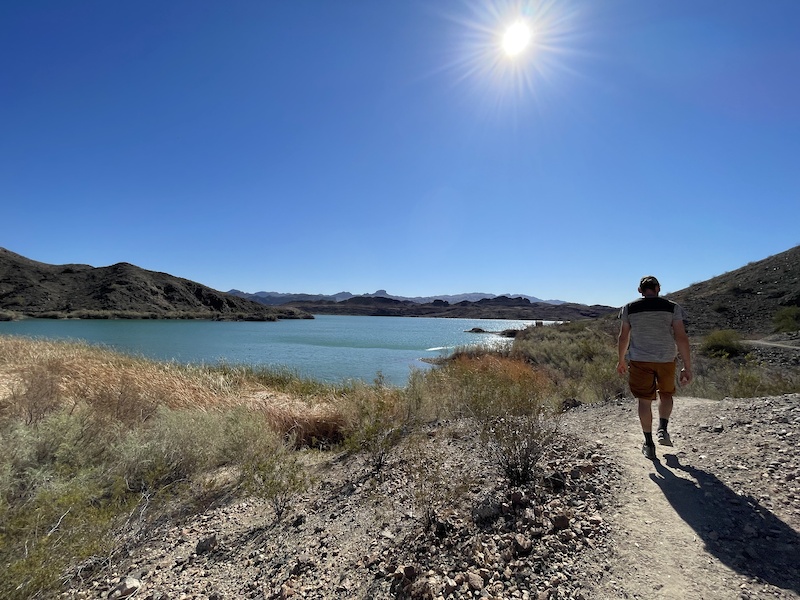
(747, 339, 800, 350)
(570, 395, 800, 600)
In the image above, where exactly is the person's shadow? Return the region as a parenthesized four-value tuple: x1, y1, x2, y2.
(649, 454, 800, 594)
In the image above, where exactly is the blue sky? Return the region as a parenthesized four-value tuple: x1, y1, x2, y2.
(2, 1, 798, 308)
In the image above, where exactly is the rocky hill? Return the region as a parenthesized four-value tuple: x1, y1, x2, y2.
(0, 248, 311, 321)
(666, 244, 800, 336)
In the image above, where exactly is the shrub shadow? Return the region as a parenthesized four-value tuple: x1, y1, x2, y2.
(649, 454, 800, 594)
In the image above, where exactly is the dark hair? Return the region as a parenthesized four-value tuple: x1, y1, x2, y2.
(639, 276, 660, 291)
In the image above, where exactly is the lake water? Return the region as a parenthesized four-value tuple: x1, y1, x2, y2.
(0, 315, 539, 387)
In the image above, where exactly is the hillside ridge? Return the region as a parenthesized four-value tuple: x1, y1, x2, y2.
(666, 244, 800, 335)
(0, 248, 310, 321)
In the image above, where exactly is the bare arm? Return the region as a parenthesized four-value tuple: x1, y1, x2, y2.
(616, 321, 631, 375)
(673, 320, 693, 384)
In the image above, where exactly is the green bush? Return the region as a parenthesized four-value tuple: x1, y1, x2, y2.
(239, 434, 308, 522)
(0, 401, 319, 596)
(700, 330, 745, 358)
(773, 306, 800, 332)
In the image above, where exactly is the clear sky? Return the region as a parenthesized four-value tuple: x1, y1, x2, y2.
(2, 1, 798, 308)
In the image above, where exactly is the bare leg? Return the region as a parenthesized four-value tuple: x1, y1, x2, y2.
(638, 398, 653, 433)
(658, 392, 674, 421)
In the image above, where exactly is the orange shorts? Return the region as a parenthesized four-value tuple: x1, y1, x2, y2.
(628, 360, 676, 401)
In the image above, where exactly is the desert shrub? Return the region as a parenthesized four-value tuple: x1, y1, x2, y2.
(236, 425, 309, 522)
(0, 409, 107, 507)
(711, 302, 729, 313)
(409, 353, 560, 486)
(0, 409, 136, 600)
(337, 378, 407, 472)
(773, 306, 800, 332)
(482, 412, 559, 486)
(111, 407, 229, 492)
(0, 337, 338, 594)
(0, 402, 318, 595)
(0, 478, 127, 600)
(434, 353, 555, 419)
(511, 321, 621, 402)
(689, 353, 800, 399)
(700, 330, 745, 358)
(405, 434, 475, 532)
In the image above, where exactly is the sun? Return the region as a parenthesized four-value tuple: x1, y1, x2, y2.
(440, 0, 582, 111)
(502, 20, 532, 57)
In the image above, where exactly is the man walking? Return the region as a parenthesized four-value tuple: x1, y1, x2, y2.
(617, 276, 692, 460)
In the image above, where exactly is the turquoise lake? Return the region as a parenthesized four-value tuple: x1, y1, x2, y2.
(0, 315, 541, 386)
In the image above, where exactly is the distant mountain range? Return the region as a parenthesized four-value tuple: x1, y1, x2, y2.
(227, 289, 566, 306)
(228, 289, 615, 321)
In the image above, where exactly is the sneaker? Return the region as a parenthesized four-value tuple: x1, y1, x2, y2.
(642, 443, 656, 460)
(657, 428, 673, 446)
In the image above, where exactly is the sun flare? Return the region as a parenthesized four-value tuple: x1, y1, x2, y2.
(441, 0, 581, 111)
(502, 20, 532, 57)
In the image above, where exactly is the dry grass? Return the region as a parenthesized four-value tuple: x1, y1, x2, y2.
(0, 335, 350, 441)
(0, 335, 353, 599)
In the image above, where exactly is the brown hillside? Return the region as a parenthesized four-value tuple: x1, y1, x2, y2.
(666, 244, 800, 336)
(0, 248, 311, 321)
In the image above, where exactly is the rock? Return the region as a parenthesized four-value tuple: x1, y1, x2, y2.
(195, 534, 218, 554)
(444, 576, 458, 595)
(108, 577, 141, 599)
(472, 497, 502, 523)
(467, 571, 484, 591)
(544, 471, 567, 491)
(552, 513, 571, 531)
(513, 534, 533, 556)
